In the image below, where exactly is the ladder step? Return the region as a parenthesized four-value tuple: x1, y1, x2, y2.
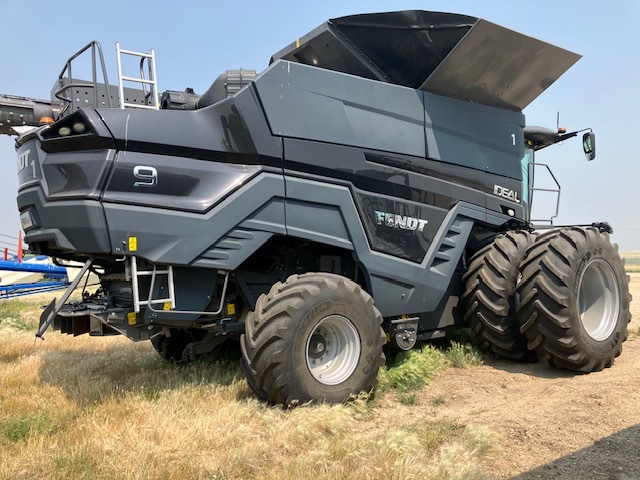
(136, 270, 171, 276)
(139, 298, 172, 306)
(120, 76, 156, 85)
(118, 49, 153, 58)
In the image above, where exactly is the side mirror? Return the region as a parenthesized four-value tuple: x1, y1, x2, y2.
(583, 132, 596, 161)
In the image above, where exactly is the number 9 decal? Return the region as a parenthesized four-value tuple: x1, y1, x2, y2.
(133, 166, 158, 187)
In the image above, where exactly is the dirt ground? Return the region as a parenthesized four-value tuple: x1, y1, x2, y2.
(421, 273, 640, 479)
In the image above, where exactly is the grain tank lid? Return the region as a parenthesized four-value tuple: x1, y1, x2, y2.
(270, 11, 478, 89)
(421, 18, 582, 110)
(270, 10, 581, 111)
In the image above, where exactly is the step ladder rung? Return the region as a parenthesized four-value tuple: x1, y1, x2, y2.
(136, 269, 171, 276)
(120, 76, 156, 85)
(139, 298, 172, 306)
(118, 49, 153, 58)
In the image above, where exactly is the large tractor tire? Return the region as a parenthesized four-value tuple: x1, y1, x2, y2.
(151, 329, 240, 363)
(150, 328, 206, 362)
(240, 273, 386, 407)
(462, 231, 536, 361)
(240, 311, 268, 402)
(517, 227, 631, 372)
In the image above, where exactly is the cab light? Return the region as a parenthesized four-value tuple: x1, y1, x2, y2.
(58, 126, 72, 136)
(72, 122, 87, 134)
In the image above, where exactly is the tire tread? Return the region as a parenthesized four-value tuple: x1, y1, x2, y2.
(517, 227, 631, 373)
(461, 231, 536, 361)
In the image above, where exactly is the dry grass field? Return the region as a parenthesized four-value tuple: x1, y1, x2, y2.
(0, 294, 489, 480)
(0, 271, 638, 480)
(624, 251, 640, 272)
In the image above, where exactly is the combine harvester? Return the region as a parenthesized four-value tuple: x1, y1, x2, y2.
(0, 10, 631, 406)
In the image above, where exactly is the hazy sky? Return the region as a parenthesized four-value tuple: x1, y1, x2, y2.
(1, 0, 639, 251)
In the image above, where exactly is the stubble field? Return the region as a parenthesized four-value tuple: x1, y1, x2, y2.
(0, 273, 638, 479)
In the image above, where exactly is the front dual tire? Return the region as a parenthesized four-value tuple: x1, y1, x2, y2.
(463, 227, 630, 373)
(517, 227, 630, 372)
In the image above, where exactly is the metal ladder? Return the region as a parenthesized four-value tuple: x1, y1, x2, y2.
(115, 43, 159, 110)
(130, 256, 175, 313)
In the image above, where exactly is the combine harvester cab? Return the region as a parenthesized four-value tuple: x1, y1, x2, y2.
(9, 11, 630, 406)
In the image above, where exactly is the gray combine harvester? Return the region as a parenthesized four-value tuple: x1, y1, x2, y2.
(2, 11, 631, 406)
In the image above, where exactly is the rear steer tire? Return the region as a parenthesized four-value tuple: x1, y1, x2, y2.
(517, 227, 631, 372)
(151, 328, 206, 362)
(241, 273, 386, 407)
(151, 329, 241, 362)
(462, 231, 536, 361)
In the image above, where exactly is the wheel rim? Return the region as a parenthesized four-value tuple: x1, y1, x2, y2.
(577, 258, 620, 341)
(305, 315, 361, 386)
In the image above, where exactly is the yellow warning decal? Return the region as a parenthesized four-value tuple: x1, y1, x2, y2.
(163, 302, 172, 311)
(128, 237, 137, 252)
(127, 312, 137, 325)
(227, 303, 236, 315)
(295, 38, 300, 48)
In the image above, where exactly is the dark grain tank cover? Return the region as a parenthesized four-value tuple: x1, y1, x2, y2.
(271, 10, 581, 111)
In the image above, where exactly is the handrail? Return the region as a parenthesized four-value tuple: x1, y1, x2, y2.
(54, 41, 113, 116)
(528, 162, 561, 226)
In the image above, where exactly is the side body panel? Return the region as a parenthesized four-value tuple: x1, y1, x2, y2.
(423, 91, 525, 178)
(255, 61, 425, 157)
(284, 175, 510, 317)
(18, 85, 287, 268)
(251, 60, 525, 316)
(18, 58, 525, 323)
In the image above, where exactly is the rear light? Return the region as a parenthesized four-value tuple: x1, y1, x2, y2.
(41, 112, 94, 140)
(39, 110, 115, 154)
(20, 210, 34, 230)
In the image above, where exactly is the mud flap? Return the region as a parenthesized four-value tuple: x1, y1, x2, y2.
(35, 257, 94, 339)
(37, 299, 57, 337)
